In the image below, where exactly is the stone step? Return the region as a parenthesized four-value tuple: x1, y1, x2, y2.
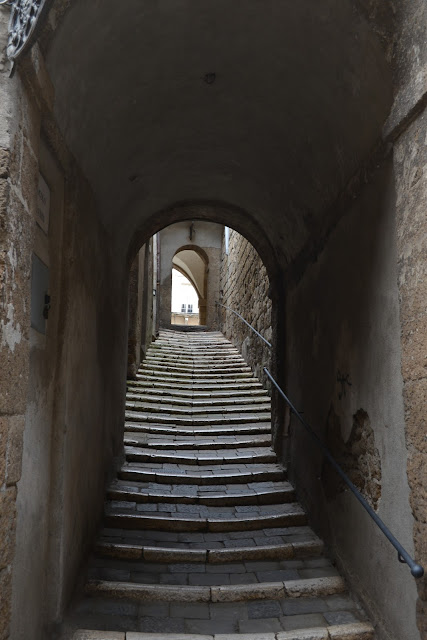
(137, 369, 254, 380)
(123, 433, 272, 450)
(63, 330, 374, 640)
(87, 556, 340, 588)
(123, 446, 277, 466)
(143, 361, 251, 372)
(123, 422, 272, 436)
(125, 411, 272, 426)
(118, 464, 285, 485)
(104, 506, 307, 532)
(129, 378, 264, 391)
(72, 622, 375, 639)
(107, 483, 295, 507)
(126, 393, 270, 408)
(98, 524, 323, 551)
(94, 538, 324, 563)
(126, 387, 269, 400)
(150, 347, 240, 357)
(84, 576, 346, 603)
(145, 354, 245, 364)
(152, 344, 238, 352)
(125, 403, 271, 417)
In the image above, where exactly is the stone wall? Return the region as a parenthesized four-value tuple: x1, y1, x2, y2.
(127, 240, 155, 378)
(220, 229, 272, 384)
(0, 9, 37, 638)
(285, 163, 419, 640)
(0, 14, 129, 639)
(158, 221, 223, 330)
(393, 105, 427, 636)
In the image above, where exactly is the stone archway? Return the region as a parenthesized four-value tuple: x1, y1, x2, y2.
(172, 246, 209, 325)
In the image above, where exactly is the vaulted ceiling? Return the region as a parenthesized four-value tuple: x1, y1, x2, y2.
(46, 0, 393, 263)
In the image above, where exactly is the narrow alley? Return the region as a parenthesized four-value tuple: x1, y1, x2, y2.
(62, 330, 373, 639)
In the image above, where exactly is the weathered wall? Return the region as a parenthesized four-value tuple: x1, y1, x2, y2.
(220, 229, 272, 384)
(0, 9, 35, 639)
(0, 16, 129, 639)
(158, 221, 223, 329)
(286, 163, 419, 640)
(393, 105, 427, 637)
(383, 2, 427, 633)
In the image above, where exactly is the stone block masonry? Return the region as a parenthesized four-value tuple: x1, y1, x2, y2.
(220, 229, 272, 385)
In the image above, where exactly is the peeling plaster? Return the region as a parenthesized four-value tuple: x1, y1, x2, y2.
(1, 303, 22, 352)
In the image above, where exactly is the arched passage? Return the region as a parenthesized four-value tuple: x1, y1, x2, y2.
(3, 3, 424, 640)
(172, 247, 208, 325)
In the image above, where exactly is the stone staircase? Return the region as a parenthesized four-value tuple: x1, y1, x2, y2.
(62, 329, 375, 640)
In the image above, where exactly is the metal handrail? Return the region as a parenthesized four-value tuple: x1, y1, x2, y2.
(216, 300, 424, 578)
(263, 367, 424, 579)
(215, 301, 272, 348)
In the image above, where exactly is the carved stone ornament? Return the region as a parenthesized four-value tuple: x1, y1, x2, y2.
(1, 0, 48, 62)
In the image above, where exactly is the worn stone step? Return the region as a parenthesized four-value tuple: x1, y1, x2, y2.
(126, 384, 268, 398)
(72, 621, 375, 639)
(104, 506, 306, 532)
(107, 483, 295, 506)
(142, 361, 252, 372)
(123, 447, 277, 466)
(125, 411, 271, 427)
(126, 392, 270, 408)
(97, 525, 324, 557)
(123, 433, 272, 450)
(129, 378, 264, 391)
(123, 422, 272, 437)
(87, 555, 340, 588)
(64, 330, 374, 640)
(145, 355, 245, 365)
(125, 402, 271, 417)
(137, 369, 254, 381)
(84, 576, 346, 603)
(119, 465, 285, 485)
(94, 538, 324, 563)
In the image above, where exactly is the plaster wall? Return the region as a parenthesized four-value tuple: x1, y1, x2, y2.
(220, 229, 272, 385)
(285, 163, 419, 640)
(158, 221, 223, 329)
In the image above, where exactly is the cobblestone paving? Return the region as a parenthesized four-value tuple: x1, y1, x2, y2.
(62, 330, 374, 640)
